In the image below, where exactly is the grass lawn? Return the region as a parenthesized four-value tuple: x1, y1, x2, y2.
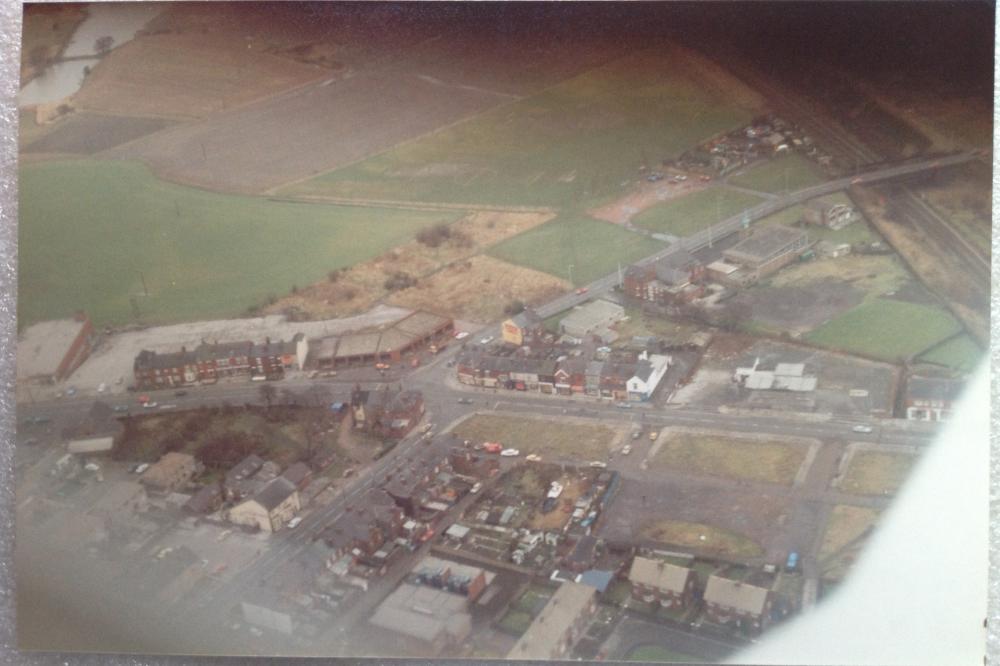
(281, 50, 757, 207)
(497, 609, 533, 636)
(631, 188, 763, 237)
(451, 414, 618, 460)
(728, 153, 825, 194)
(804, 298, 962, 361)
(839, 451, 918, 496)
(652, 432, 808, 486)
(756, 197, 878, 245)
(640, 520, 763, 559)
(917, 334, 983, 373)
(819, 505, 880, 560)
(18, 159, 458, 327)
(487, 214, 665, 285)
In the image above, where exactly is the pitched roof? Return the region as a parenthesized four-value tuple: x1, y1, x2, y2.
(508, 582, 596, 659)
(628, 556, 692, 594)
(281, 462, 311, 487)
(252, 477, 297, 511)
(226, 454, 265, 485)
(704, 574, 770, 615)
(907, 375, 966, 403)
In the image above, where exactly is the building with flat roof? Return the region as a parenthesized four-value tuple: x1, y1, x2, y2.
(369, 582, 472, 652)
(559, 300, 625, 343)
(17, 313, 94, 384)
(507, 582, 597, 661)
(734, 358, 818, 392)
(723, 225, 811, 279)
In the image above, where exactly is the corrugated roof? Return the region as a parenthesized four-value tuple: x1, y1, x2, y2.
(393, 310, 450, 338)
(628, 556, 692, 593)
(335, 332, 381, 358)
(704, 575, 770, 615)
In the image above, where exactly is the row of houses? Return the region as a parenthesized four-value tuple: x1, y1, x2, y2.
(456, 350, 670, 401)
(133, 335, 308, 389)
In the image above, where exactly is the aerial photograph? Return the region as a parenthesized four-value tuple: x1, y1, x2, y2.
(14, 1, 991, 661)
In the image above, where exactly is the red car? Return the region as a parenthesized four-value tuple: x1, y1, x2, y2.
(483, 442, 503, 454)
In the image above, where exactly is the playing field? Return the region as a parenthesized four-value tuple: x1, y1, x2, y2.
(630, 188, 763, 237)
(804, 298, 962, 361)
(18, 160, 457, 327)
(487, 214, 665, 285)
(728, 152, 826, 194)
(916, 333, 983, 373)
(282, 49, 759, 207)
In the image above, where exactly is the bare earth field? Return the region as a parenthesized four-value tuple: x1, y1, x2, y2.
(263, 211, 557, 321)
(589, 179, 705, 226)
(72, 31, 328, 120)
(22, 112, 175, 155)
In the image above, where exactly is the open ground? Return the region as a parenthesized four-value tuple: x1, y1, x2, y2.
(835, 445, 919, 496)
(449, 413, 621, 461)
(727, 152, 825, 194)
(18, 159, 455, 328)
(630, 187, 763, 237)
(282, 47, 762, 207)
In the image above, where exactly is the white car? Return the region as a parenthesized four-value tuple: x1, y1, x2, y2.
(84, 462, 101, 472)
(479, 336, 494, 345)
(133, 463, 150, 475)
(159, 404, 176, 410)
(143, 401, 159, 408)
(500, 448, 520, 457)
(454, 331, 470, 340)
(525, 453, 542, 462)
(97, 382, 107, 393)
(621, 445, 632, 456)
(287, 517, 303, 529)
(470, 482, 483, 494)
(852, 425, 874, 434)
(589, 461, 608, 469)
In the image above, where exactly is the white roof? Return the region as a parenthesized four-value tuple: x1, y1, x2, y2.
(705, 575, 770, 615)
(445, 524, 470, 539)
(745, 372, 775, 390)
(774, 363, 805, 377)
(773, 375, 818, 392)
(17, 318, 88, 379)
(67, 436, 114, 454)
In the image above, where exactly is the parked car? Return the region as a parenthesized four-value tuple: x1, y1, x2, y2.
(113, 405, 129, 413)
(97, 383, 107, 393)
(785, 551, 800, 572)
(500, 448, 520, 457)
(622, 445, 632, 456)
(143, 401, 159, 409)
(479, 336, 494, 345)
(454, 331, 470, 340)
(470, 482, 483, 494)
(138, 394, 151, 404)
(575, 287, 589, 295)
(615, 402, 632, 409)
(649, 431, 658, 441)
(852, 424, 874, 434)
(132, 463, 150, 475)
(525, 453, 542, 462)
(65, 387, 77, 397)
(159, 404, 176, 410)
(483, 442, 502, 454)
(631, 430, 641, 440)
(589, 461, 607, 469)
(174, 390, 188, 397)
(457, 397, 473, 405)
(287, 517, 303, 529)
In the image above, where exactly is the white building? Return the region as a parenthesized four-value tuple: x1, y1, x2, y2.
(626, 353, 671, 401)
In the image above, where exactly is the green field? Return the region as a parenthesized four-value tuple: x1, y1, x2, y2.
(729, 152, 825, 193)
(488, 214, 665, 285)
(281, 51, 756, 207)
(630, 188, 763, 237)
(805, 298, 962, 361)
(19, 160, 457, 327)
(916, 334, 983, 373)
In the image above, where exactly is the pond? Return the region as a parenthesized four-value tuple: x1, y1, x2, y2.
(19, 2, 163, 107)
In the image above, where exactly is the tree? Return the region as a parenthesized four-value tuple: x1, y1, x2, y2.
(94, 35, 114, 55)
(258, 383, 277, 408)
(503, 299, 525, 316)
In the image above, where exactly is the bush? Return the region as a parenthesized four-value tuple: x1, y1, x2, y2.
(503, 299, 525, 316)
(416, 223, 452, 248)
(383, 271, 417, 292)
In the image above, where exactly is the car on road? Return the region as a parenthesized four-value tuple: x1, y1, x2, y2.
(308, 370, 320, 379)
(138, 394, 151, 404)
(649, 431, 658, 441)
(589, 461, 607, 469)
(852, 424, 874, 433)
(621, 445, 632, 456)
(454, 331, 469, 340)
(483, 442, 503, 454)
(84, 462, 101, 472)
(785, 551, 800, 572)
(174, 390, 188, 397)
(479, 336, 494, 345)
(525, 453, 542, 462)
(457, 397, 473, 405)
(375, 362, 390, 371)
(631, 430, 641, 440)
(113, 405, 129, 413)
(500, 448, 520, 457)
(143, 401, 159, 409)
(575, 287, 588, 295)
(287, 517, 303, 529)
(65, 387, 77, 397)
(470, 482, 483, 494)
(159, 404, 176, 410)
(132, 463, 150, 474)
(97, 383, 107, 394)
(615, 402, 632, 409)
(421, 423, 434, 433)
